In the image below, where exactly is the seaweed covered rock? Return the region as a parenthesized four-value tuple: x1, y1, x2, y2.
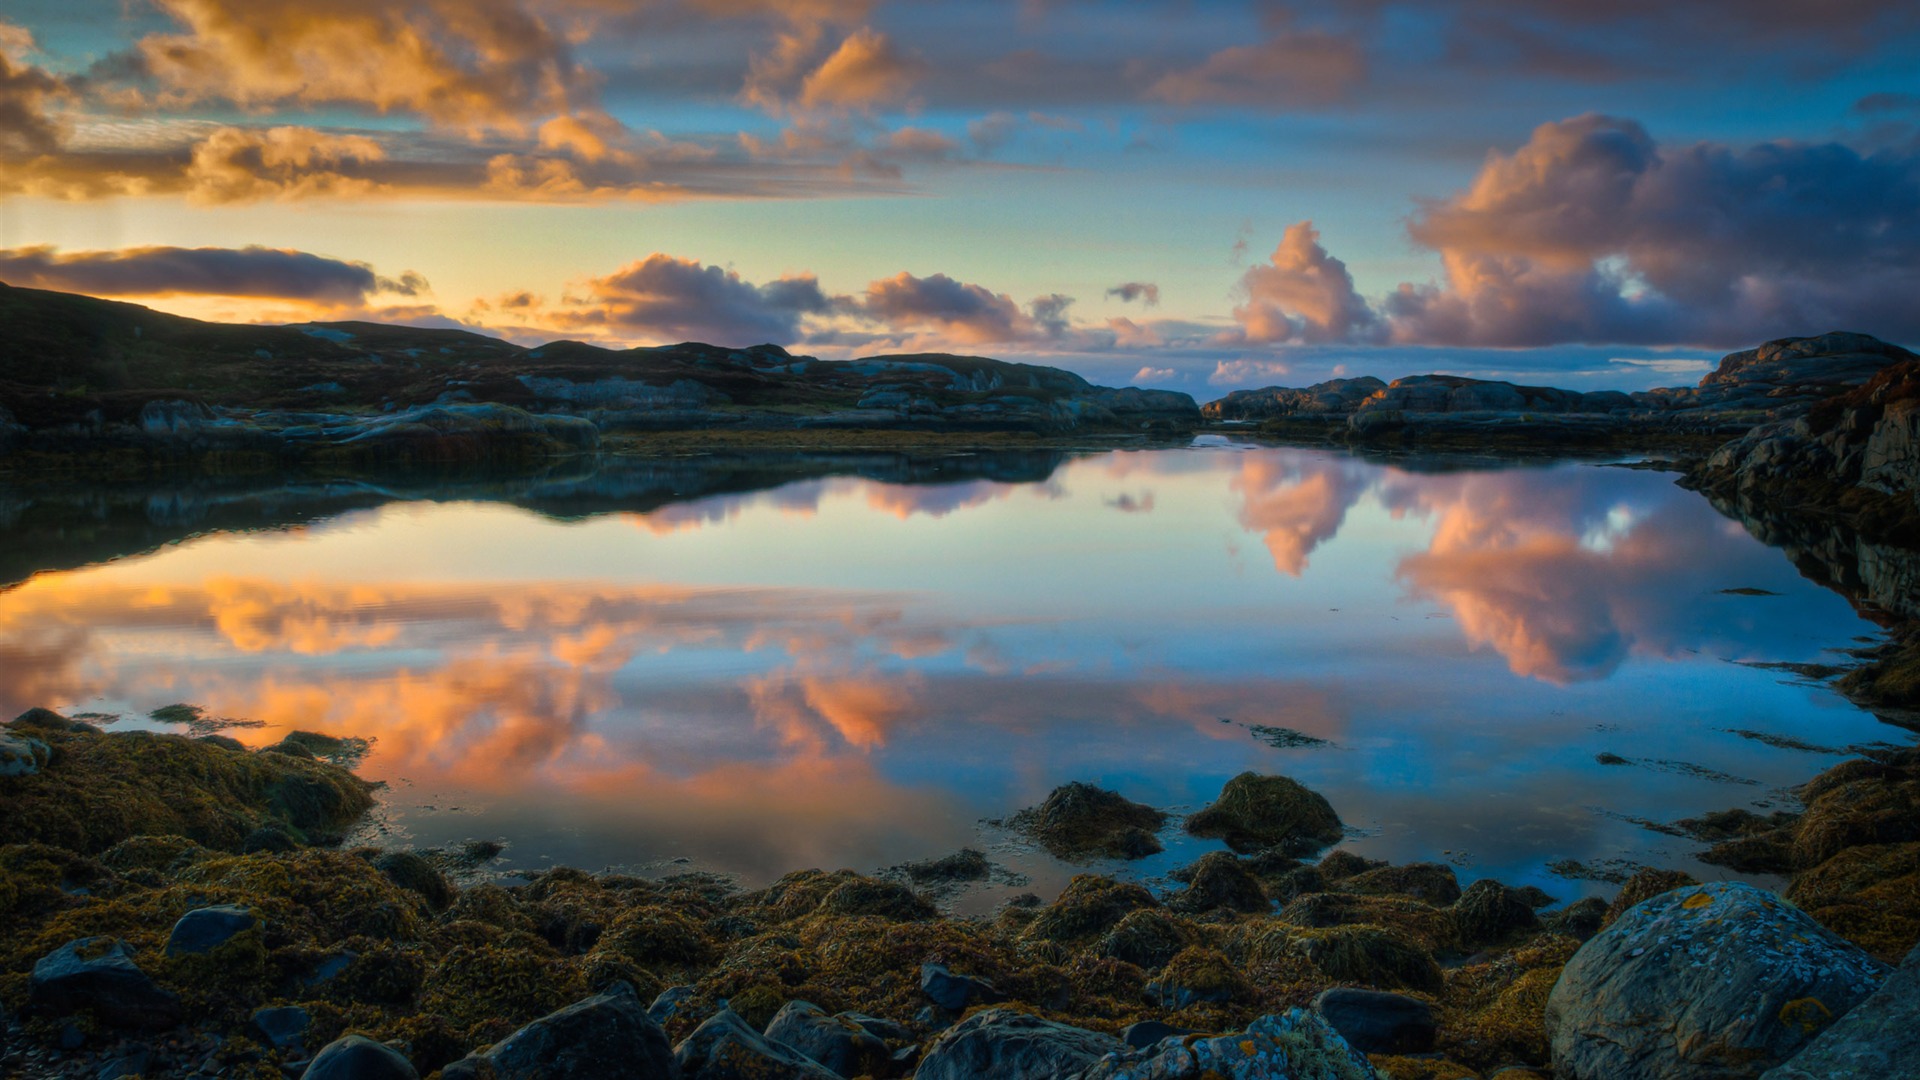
(1021, 875, 1159, 945)
(1168, 851, 1269, 914)
(1546, 882, 1889, 1080)
(1075, 1009, 1381, 1080)
(1276, 892, 1461, 954)
(1287, 925, 1443, 993)
(371, 850, 455, 913)
(1184, 772, 1343, 856)
(441, 981, 674, 1080)
(1147, 946, 1251, 1008)
(1601, 868, 1696, 928)
(0, 718, 373, 853)
(914, 1007, 1123, 1080)
(1008, 782, 1168, 861)
(1313, 987, 1435, 1055)
(1094, 910, 1196, 971)
(1342, 862, 1461, 906)
(305, 1034, 419, 1080)
(1785, 840, 1920, 963)
(28, 937, 184, 1030)
(1451, 879, 1539, 947)
(815, 877, 936, 921)
(763, 1000, 891, 1078)
(673, 1007, 842, 1080)
(919, 962, 1005, 1011)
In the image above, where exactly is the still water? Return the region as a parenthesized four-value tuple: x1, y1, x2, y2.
(1, 442, 1906, 907)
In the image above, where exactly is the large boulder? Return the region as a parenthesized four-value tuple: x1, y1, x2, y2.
(1075, 1009, 1380, 1079)
(0, 730, 49, 777)
(919, 963, 1006, 1011)
(673, 1008, 843, 1080)
(914, 1008, 1123, 1080)
(164, 904, 259, 957)
(1184, 772, 1343, 856)
(1312, 987, 1436, 1055)
(28, 937, 182, 1030)
(1760, 942, 1920, 1080)
(1545, 882, 1888, 1080)
(303, 1035, 419, 1080)
(440, 982, 674, 1080)
(763, 1001, 891, 1078)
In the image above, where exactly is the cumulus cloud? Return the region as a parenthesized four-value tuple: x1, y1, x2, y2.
(1148, 30, 1366, 108)
(799, 27, 923, 110)
(185, 125, 385, 203)
(860, 271, 1032, 344)
(0, 23, 64, 155)
(1233, 222, 1383, 344)
(1210, 358, 1293, 386)
(1237, 115, 1920, 348)
(1107, 281, 1160, 306)
(0, 244, 423, 302)
(564, 253, 840, 345)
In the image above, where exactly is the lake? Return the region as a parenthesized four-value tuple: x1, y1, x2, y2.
(1, 440, 1905, 910)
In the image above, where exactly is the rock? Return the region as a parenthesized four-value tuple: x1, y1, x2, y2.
(1760, 942, 1920, 1079)
(1007, 782, 1167, 860)
(1312, 987, 1436, 1054)
(164, 904, 258, 957)
(1119, 1020, 1193, 1051)
(815, 877, 936, 920)
(1167, 852, 1269, 914)
(10, 707, 92, 733)
(29, 938, 183, 1030)
(303, 1035, 419, 1080)
(914, 1007, 1123, 1080)
(763, 1001, 891, 1078)
(1202, 376, 1387, 421)
(649, 985, 697, 1025)
(95, 1048, 150, 1080)
(0, 730, 50, 776)
(919, 963, 1006, 1012)
(1452, 879, 1539, 946)
(371, 851, 454, 912)
(1075, 1009, 1379, 1080)
(1288, 925, 1443, 993)
(441, 982, 673, 1080)
(1022, 876, 1160, 945)
(1545, 882, 1889, 1080)
(1095, 910, 1195, 971)
(251, 1005, 312, 1053)
(839, 1012, 912, 1044)
(1545, 897, 1609, 941)
(673, 1008, 843, 1080)
(1184, 772, 1343, 856)
(1147, 946, 1250, 1008)
(1602, 867, 1697, 927)
(1342, 862, 1462, 906)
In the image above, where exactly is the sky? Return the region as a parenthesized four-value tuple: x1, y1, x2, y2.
(2, 0, 1918, 394)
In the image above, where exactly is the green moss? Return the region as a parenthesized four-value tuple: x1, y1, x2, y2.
(0, 720, 373, 854)
(1185, 772, 1344, 856)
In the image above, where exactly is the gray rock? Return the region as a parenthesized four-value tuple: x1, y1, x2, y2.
(839, 1012, 912, 1044)
(673, 1008, 842, 1080)
(1759, 940, 1920, 1079)
(10, 707, 91, 733)
(1545, 882, 1888, 1080)
(1119, 1021, 1194, 1051)
(95, 1048, 149, 1080)
(29, 938, 183, 1031)
(251, 1005, 312, 1053)
(919, 963, 1005, 1011)
(302, 1035, 418, 1080)
(441, 982, 673, 1080)
(1312, 987, 1435, 1054)
(0, 730, 49, 776)
(164, 905, 258, 957)
(1075, 1009, 1379, 1079)
(914, 1008, 1123, 1080)
(649, 984, 697, 1025)
(763, 1001, 890, 1078)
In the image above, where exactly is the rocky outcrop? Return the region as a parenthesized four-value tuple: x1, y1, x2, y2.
(762, 1001, 891, 1079)
(27, 938, 184, 1031)
(1073, 1009, 1380, 1079)
(673, 1007, 843, 1080)
(1203, 377, 1386, 421)
(1183, 771, 1343, 856)
(440, 982, 674, 1080)
(1005, 782, 1168, 861)
(914, 1008, 1123, 1080)
(1545, 882, 1888, 1080)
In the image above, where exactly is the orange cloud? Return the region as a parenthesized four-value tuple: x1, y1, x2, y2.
(1149, 30, 1366, 108)
(799, 28, 923, 110)
(1230, 455, 1371, 575)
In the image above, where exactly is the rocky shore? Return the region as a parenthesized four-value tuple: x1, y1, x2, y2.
(1, 706, 1915, 1080)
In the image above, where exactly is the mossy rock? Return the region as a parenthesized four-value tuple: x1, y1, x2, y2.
(1184, 772, 1343, 856)
(1167, 851, 1269, 914)
(600, 904, 718, 970)
(1286, 924, 1443, 993)
(1601, 868, 1696, 927)
(1094, 909, 1197, 970)
(1008, 782, 1168, 861)
(1316, 850, 1387, 881)
(815, 876, 936, 921)
(98, 835, 213, 875)
(0, 719, 373, 854)
(422, 942, 587, 1041)
(368, 850, 455, 913)
(1341, 862, 1461, 906)
(1021, 875, 1159, 945)
(1153, 945, 1252, 1006)
(1451, 880, 1539, 949)
(1433, 935, 1577, 1071)
(1790, 766, 1920, 868)
(1278, 892, 1462, 954)
(1786, 840, 1920, 963)
(441, 883, 537, 934)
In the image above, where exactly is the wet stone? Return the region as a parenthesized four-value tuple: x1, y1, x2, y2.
(1312, 987, 1436, 1055)
(672, 1008, 842, 1080)
(29, 938, 183, 1031)
(441, 981, 673, 1080)
(250, 1005, 311, 1053)
(304, 1035, 419, 1080)
(763, 1001, 891, 1079)
(919, 962, 1006, 1011)
(164, 904, 258, 957)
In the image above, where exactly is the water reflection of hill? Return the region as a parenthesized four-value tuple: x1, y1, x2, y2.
(0, 450, 1071, 589)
